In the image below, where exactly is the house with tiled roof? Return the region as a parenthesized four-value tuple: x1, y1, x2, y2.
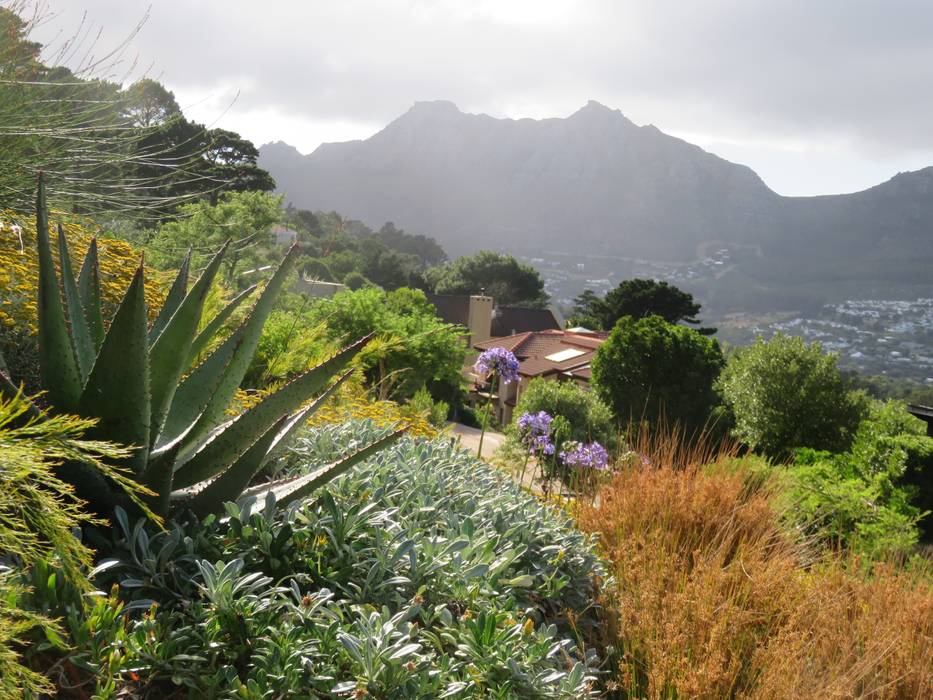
(470, 329, 607, 424)
(426, 293, 563, 346)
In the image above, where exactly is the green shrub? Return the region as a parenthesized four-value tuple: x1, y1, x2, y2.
(849, 400, 933, 540)
(244, 308, 328, 386)
(406, 386, 450, 428)
(342, 270, 373, 290)
(785, 447, 924, 559)
(511, 377, 615, 453)
(309, 287, 466, 401)
(591, 315, 724, 433)
(775, 400, 933, 558)
(718, 333, 868, 457)
(60, 422, 603, 697)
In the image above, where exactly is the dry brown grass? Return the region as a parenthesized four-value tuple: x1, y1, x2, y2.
(575, 426, 933, 699)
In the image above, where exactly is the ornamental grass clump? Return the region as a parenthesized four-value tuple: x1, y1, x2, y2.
(575, 424, 933, 699)
(472, 346, 519, 458)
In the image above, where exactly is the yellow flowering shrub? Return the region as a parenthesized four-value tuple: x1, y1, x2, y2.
(307, 387, 439, 440)
(0, 211, 167, 333)
(233, 378, 439, 440)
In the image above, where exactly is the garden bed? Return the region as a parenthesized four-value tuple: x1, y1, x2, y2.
(72, 421, 606, 698)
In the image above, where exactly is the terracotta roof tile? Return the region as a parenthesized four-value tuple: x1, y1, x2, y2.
(473, 330, 606, 381)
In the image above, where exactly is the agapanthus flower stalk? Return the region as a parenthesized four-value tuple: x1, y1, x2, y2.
(516, 410, 555, 487)
(473, 347, 520, 458)
(559, 440, 610, 471)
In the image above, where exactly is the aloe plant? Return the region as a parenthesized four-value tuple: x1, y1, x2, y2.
(2, 177, 402, 518)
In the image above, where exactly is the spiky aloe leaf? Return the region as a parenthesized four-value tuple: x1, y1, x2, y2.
(187, 284, 257, 365)
(57, 225, 95, 381)
(154, 323, 239, 452)
(239, 428, 405, 509)
(149, 242, 229, 446)
(77, 239, 104, 350)
(179, 369, 354, 500)
(149, 249, 191, 344)
(35, 176, 82, 411)
(171, 338, 366, 489)
(161, 244, 301, 455)
(181, 414, 289, 516)
(140, 441, 181, 518)
(78, 265, 150, 476)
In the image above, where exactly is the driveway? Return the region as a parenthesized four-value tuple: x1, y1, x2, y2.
(446, 422, 507, 460)
(446, 423, 550, 495)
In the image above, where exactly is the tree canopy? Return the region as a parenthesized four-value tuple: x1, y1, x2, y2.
(571, 279, 713, 333)
(426, 250, 548, 307)
(0, 7, 274, 217)
(284, 208, 445, 290)
(376, 222, 447, 267)
(717, 333, 868, 457)
(148, 191, 283, 282)
(308, 287, 467, 401)
(591, 315, 724, 432)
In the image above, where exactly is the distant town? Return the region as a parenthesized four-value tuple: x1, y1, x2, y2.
(721, 298, 933, 385)
(519, 248, 933, 387)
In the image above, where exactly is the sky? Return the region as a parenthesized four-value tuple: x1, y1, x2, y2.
(26, 0, 933, 197)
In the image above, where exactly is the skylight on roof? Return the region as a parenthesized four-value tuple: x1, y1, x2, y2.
(544, 348, 585, 362)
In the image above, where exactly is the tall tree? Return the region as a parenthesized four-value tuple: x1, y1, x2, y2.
(568, 289, 603, 329)
(121, 78, 182, 127)
(201, 128, 276, 203)
(427, 250, 548, 307)
(589, 279, 714, 333)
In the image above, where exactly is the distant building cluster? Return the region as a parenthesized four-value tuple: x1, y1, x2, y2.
(751, 298, 933, 384)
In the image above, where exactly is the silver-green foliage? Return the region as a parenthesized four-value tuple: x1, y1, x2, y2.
(8, 178, 402, 517)
(85, 424, 603, 696)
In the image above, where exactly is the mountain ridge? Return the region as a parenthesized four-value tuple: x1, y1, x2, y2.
(258, 101, 932, 302)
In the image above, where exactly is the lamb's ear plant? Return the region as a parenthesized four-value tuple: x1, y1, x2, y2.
(2, 175, 403, 519)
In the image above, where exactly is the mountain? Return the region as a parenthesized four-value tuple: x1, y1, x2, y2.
(259, 101, 933, 305)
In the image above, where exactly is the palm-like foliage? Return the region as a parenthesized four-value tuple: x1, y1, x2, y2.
(1, 177, 402, 518)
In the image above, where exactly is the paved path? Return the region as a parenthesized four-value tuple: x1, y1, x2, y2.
(445, 422, 506, 460)
(445, 423, 549, 495)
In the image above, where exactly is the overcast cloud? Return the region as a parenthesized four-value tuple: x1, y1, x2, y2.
(27, 0, 933, 196)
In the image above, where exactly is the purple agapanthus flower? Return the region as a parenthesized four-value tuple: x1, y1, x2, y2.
(517, 411, 555, 455)
(560, 441, 610, 471)
(473, 347, 520, 384)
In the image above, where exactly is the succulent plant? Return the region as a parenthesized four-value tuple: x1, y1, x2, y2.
(1, 177, 402, 518)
